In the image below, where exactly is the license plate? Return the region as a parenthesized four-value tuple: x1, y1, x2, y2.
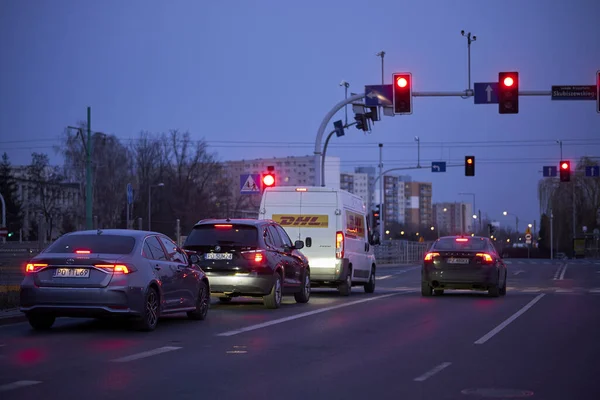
(205, 253, 233, 260)
(447, 258, 469, 264)
(54, 268, 90, 278)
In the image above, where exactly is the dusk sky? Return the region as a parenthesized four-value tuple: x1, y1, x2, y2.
(1, 0, 599, 229)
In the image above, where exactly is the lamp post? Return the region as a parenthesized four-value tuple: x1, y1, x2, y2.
(148, 183, 165, 231)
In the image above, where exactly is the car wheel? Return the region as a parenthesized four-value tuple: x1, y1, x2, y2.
(27, 314, 55, 331)
(434, 289, 444, 295)
(364, 267, 376, 294)
(218, 297, 233, 303)
(263, 273, 283, 309)
(294, 270, 311, 303)
(338, 269, 352, 297)
(187, 281, 210, 321)
(421, 281, 433, 297)
(136, 286, 159, 331)
(499, 274, 507, 296)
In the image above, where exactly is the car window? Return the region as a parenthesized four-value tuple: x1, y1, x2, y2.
(274, 225, 294, 247)
(158, 236, 179, 261)
(185, 224, 259, 247)
(44, 234, 136, 254)
(267, 225, 283, 248)
(432, 237, 488, 251)
(145, 235, 168, 261)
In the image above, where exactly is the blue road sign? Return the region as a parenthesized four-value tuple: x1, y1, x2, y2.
(126, 183, 133, 204)
(585, 165, 600, 177)
(240, 174, 261, 194)
(543, 166, 558, 177)
(365, 85, 393, 107)
(431, 161, 447, 172)
(474, 82, 499, 104)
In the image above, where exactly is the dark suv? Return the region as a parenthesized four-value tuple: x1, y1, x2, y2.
(182, 218, 310, 309)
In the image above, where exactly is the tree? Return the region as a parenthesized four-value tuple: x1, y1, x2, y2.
(0, 153, 23, 240)
(26, 152, 64, 241)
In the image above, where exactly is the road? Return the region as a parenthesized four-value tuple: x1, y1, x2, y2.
(1, 260, 599, 399)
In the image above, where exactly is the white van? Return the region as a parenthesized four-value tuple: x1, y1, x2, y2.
(258, 186, 380, 296)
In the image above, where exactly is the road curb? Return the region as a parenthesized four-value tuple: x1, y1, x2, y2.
(0, 309, 25, 326)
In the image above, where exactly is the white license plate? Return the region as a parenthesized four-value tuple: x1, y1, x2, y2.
(54, 268, 90, 278)
(447, 258, 470, 264)
(205, 253, 233, 260)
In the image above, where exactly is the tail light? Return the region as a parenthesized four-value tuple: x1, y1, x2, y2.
(456, 238, 469, 242)
(424, 252, 440, 261)
(25, 263, 48, 273)
(475, 253, 494, 263)
(75, 249, 91, 254)
(335, 231, 344, 259)
(94, 264, 134, 274)
(241, 250, 266, 264)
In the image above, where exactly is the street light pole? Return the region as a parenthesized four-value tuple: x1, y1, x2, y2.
(378, 144, 384, 241)
(0, 192, 5, 243)
(414, 136, 421, 168)
(85, 106, 92, 230)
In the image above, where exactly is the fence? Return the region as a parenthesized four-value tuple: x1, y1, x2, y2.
(374, 240, 433, 265)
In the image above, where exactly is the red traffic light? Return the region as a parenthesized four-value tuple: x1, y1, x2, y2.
(561, 162, 569, 170)
(503, 77, 514, 87)
(396, 77, 408, 88)
(467, 157, 473, 164)
(262, 174, 275, 187)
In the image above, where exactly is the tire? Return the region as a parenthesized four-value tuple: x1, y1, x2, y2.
(218, 297, 233, 303)
(338, 269, 352, 296)
(421, 281, 433, 297)
(434, 289, 444, 295)
(294, 270, 311, 304)
(263, 273, 283, 309)
(187, 280, 210, 321)
(499, 274, 507, 296)
(136, 286, 160, 331)
(488, 272, 501, 297)
(364, 267, 376, 294)
(27, 314, 55, 331)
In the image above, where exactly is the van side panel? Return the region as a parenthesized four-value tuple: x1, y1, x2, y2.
(261, 190, 303, 242)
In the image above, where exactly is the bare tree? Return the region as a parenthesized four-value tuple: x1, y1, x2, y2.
(26, 153, 64, 240)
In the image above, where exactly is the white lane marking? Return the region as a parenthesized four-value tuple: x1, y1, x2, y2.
(377, 275, 393, 280)
(413, 362, 452, 382)
(111, 346, 182, 363)
(474, 293, 545, 345)
(553, 264, 566, 280)
(216, 291, 415, 337)
(558, 264, 568, 280)
(393, 266, 421, 275)
(590, 289, 600, 294)
(513, 270, 525, 276)
(0, 380, 42, 392)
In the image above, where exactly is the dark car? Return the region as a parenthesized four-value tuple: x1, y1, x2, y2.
(20, 229, 210, 331)
(182, 218, 310, 309)
(421, 235, 507, 297)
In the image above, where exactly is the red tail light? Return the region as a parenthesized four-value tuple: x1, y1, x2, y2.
(335, 231, 344, 259)
(241, 250, 266, 264)
(475, 253, 494, 263)
(94, 264, 132, 274)
(214, 224, 232, 229)
(424, 252, 440, 261)
(25, 263, 48, 273)
(456, 238, 469, 242)
(75, 249, 91, 254)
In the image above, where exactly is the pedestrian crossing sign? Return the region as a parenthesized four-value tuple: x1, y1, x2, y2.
(240, 174, 261, 194)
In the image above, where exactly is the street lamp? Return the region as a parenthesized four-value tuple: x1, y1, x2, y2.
(502, 210, 520, 233)
(148, 183, 165, 231)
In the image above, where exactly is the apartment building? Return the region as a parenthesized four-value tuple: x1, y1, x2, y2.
(432, 202, 474, 235)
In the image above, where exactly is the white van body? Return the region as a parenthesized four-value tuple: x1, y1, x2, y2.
(258, 186, 378, 295)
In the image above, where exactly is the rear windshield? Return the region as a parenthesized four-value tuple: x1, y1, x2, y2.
(184, 224, 258, 247)
(44, 235, 136, 254)
(432, 237, 488, 251)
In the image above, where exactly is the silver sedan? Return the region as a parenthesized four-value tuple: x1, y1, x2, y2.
(20, 229, 210, 331)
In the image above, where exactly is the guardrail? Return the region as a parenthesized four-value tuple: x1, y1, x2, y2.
(374, 240, 432, 265)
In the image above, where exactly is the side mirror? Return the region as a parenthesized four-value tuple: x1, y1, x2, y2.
(189, 254, 200, 264)
(294, 240, 304, 250)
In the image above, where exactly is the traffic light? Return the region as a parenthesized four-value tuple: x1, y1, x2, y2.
(559, 160, 571, 182)
(262, 166, 276, 191)
(498, 72, 519, 114)
(372, 205, 380, 224)
(465, 156, 475, 176)
(488, 224, 496, 237)
(392, 73, 412, 115)
(596, 70, 599, 114)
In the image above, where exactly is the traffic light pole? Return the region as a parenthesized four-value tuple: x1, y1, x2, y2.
(0, 192, 5, 243)
(321, 122, 357, 187)
(379, 144, 384, 241)
(85, 107, 93, 230)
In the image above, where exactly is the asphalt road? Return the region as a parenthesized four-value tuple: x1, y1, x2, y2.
(1, 260, 599, 399)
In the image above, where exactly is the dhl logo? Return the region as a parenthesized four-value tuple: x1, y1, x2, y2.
(273, 214, 329, 228)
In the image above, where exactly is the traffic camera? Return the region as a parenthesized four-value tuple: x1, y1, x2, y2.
(465, 156, 475, 176)
(392, 73, 412, 115)
(498, 72, 519, 114)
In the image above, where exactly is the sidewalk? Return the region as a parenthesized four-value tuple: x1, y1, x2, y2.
(0, 308, 25, 326)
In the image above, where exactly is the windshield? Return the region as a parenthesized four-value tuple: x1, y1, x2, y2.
(184, 224, 259, 247)
(44, 235, 136, 254)
(431, 237, 488, 251)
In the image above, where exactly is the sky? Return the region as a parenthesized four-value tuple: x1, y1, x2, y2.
(1, 0, 599, 230)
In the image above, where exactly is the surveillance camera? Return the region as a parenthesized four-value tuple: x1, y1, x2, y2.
(339, 80, 347, 86)
(461, 30, 465, 35)
(473, 35, 477, 40)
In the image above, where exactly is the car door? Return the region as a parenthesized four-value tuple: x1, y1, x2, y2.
(266, 225, 295, 286)
(157, 235, 195, 308)
(274, 224, 303, 286)
(143, 235, 178, 309)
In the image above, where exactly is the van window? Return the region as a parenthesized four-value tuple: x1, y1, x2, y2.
(345, 210, 366, 239)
